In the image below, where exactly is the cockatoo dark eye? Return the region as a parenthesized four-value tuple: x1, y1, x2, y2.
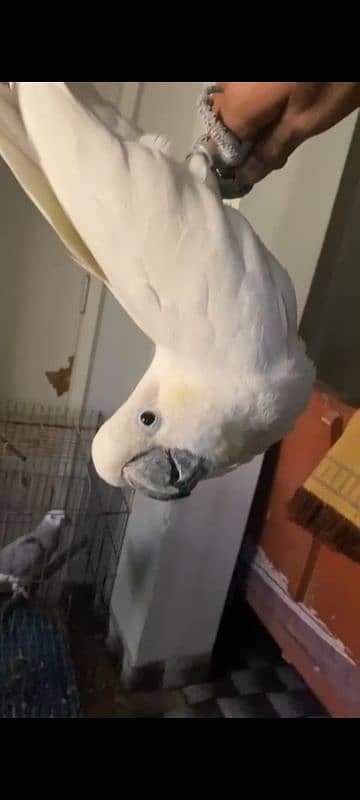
(139, 411, 158, 429)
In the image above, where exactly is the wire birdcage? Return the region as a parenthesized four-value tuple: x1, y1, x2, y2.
(0, 401, 132, 608)
(0, 401, 133, 717)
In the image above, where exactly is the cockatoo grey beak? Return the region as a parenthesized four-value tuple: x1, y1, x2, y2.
(123, 448, 207, 501)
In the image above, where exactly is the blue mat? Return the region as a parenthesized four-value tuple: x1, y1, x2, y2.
(0, 605, 80, 718)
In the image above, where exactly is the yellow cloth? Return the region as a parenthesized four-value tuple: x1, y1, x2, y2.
(303, 411, 360, 529)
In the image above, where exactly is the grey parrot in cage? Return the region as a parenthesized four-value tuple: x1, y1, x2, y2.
(0, 510, 69, 591)
(0, 82, 315, 501)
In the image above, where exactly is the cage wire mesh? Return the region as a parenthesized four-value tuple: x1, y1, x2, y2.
(0, 401, 133, 717)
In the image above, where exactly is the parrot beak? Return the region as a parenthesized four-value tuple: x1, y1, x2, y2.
(48, 510, 71, 526)
(123, 448, 206, 501)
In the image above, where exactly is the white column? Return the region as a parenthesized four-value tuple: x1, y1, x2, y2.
(110, 458, 263, 667)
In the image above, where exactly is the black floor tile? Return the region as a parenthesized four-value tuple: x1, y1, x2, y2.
(218, 694, 279, 719)
(231, 667, 286, 696)
(267, 690, 328, 719)
(192, 700, 224, 718)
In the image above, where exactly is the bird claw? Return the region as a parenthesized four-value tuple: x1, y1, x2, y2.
(188, 136, 253, 200)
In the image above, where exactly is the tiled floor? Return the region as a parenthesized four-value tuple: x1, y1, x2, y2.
(160, 607, 328, 718)
(162, 658, 327, 719)
(69, 593, 328, 718)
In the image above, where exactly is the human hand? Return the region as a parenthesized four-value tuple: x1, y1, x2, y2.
(213, 82, 360, 188)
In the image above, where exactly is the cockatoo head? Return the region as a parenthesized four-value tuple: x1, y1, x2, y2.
(92, 349, 247, 500)
(92, 337, 314, 501)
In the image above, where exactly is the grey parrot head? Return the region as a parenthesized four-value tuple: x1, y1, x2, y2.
(42, 510, 71, 528)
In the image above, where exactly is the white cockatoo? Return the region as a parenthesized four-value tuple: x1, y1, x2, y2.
(0, 82, 315, 500)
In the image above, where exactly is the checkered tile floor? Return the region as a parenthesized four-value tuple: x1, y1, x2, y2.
(162, 611, 328, 719)
(163, 666, 327, 718)
(78, 603, 328, 718)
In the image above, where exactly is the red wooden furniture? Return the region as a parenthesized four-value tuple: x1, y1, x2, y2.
(244, 387, 360, 717)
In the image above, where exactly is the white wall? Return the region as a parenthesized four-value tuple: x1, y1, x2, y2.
(0, 159, 86, 406)
(240, 115, 358, 320)
(302, 121, 360, 400)
(137, 82, 202, 160)
(86, 296, 153, 416)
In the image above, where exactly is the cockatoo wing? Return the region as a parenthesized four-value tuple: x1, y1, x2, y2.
(0, 81, 162, 283)
(224, 206, 301, 369)
(15, 81, 252, 357)
(5, 82, 297, 366)
(0, 84, 105, 280)
(0, 536, 40, 579)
